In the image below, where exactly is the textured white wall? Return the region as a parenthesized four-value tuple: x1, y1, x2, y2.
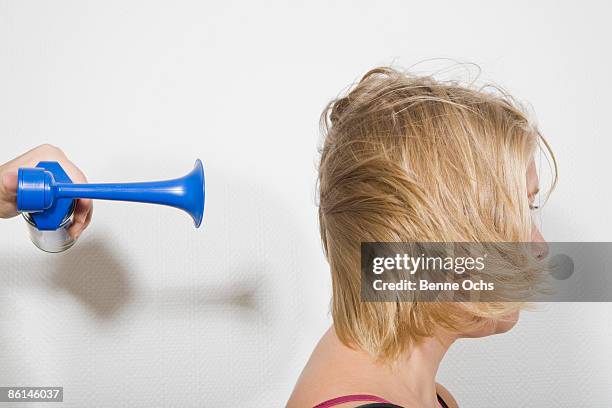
(0, 1, 611, 407)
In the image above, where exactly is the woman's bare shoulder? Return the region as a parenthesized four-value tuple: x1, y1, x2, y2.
(287, 366, 385, 408)
(436, 383, 459, 408)
(287, 354, 393, 407)
(287, 328, 387, 407)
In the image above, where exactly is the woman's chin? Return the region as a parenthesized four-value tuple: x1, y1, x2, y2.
(462, 311, 520, 338)
(493, 310, 520, 334)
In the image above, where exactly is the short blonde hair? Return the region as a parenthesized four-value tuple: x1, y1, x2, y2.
(317, 67, 557, 360)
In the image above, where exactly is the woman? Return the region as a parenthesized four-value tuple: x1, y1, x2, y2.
(288, 67, 556, 408)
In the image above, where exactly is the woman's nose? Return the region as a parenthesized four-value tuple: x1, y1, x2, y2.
(531, 225, 549, 259)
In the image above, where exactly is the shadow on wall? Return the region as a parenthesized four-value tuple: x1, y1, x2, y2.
(50, 239, 134, 320)
(0, 232, 265, 324)
(48, 239, 263, 319)
(153, 278, 261, 311)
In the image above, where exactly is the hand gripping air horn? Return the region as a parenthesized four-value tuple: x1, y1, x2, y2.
(17, 160, 205, 252)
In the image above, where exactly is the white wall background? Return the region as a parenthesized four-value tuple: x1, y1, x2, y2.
(1, 1, 611, 407)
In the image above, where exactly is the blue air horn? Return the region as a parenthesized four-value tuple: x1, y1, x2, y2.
(17, 160, 205, 253)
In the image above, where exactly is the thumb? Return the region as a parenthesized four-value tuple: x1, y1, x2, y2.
(1, 170, 18, 196)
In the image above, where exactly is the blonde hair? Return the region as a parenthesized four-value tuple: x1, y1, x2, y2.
(317, 67, 557, 361)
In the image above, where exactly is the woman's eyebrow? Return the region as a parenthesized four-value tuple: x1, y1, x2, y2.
(528, 187, 540, 199)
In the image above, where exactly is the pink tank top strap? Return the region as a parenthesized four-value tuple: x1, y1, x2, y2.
(313, 394, 391, 408)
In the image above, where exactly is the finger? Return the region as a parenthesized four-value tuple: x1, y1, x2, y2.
(67, 198, 93, 239)
(0, 169, 18, 218)
(82, 201, 93, 229)
(57, 157, 88, 184)
(1, 169, 18, 196)
(32, 145, 87, 184)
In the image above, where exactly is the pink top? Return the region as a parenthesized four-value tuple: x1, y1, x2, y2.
(313, 393, 449, 408)
(313, 394, 391, 408)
